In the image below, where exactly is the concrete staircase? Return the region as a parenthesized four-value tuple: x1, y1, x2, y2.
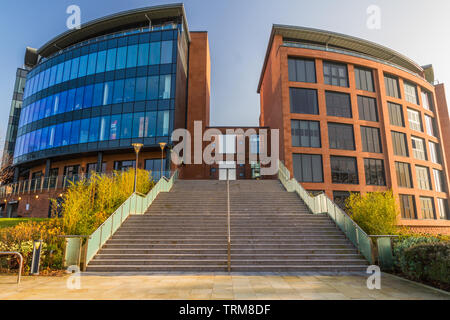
(86, 180, 368, 273)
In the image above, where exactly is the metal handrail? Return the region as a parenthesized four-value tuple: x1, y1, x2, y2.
(0, 252, 23, 284)
(226, 169, 231, 273)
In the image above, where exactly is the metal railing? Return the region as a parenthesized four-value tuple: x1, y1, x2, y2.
(226, 169, 231, 273)
(82, 170, 178, 268)
(278, 161, 373, 264)
(0, 252, 23, 284)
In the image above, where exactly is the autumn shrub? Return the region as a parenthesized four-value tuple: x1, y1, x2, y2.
(346, 190, 398, 235)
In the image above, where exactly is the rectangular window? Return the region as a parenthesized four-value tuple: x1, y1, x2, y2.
(87, 52, 97, 76)
(358, 96, 378, 121)
(132, 112, 147, 138)
(330, 156, 358, 184)
(291, 120, 321, 148)
(333, 191, 351, 211)
(96, 51, 107, 73)
(416, 165, 431, 191)
(159, 74, 171, 99)
(288, 58, 316, 83)
(116, 46, 127, 70)
(399, 195, 416, 219)
(70, 120, 80, 145)
(149, 42, 161, 65)
(292, 153, 323, 183)
(124, 78, 136, 102)
(437, 199, 448, 220)
(395, 162, 412, 188)
(323, 61, 348, 87)
(364, 158, 386, 186)
(433, 169, 445, 193)
(289, 88, 318, 114)
(99, 116, 110, 141)
(425, 115, 437, 137)
(109, 115, 121, 140)
(325, 91, 352, 118)
(88, 117, 100, 142)
(79, 118, 90, 143)
(420, 197, 435, 219)
(421, 90, 433, 111)
(147, 76, 159, 100)
(388, 102, 405, 127)
(328, 123, 355, 150)
(407, 108, 422, 132)
(161, 41, 173, 64)
(78, 55, 88, 77)
(114, 160, 135, 172)
(157, 110, 170, 136)
(135, 77, 147, 101)
(391, 131, 408, 157)
(429, 141, 441, 164)
(404, 81, 418, 105)
(361, 126, 382, 153)
(384, 74, 400, 99)
(113, 79, 124, 104)
(354, 67, 374, 92)
(121, 113, 133, 139)
(411, 136, 427, 161)
(106, 48, 117, 72)
(138, 43, 150, 67)
(126, 45, 138, 68)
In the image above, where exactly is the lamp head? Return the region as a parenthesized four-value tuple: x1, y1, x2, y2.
(159, 142, 167, 150)
(132, 143, 144, 154)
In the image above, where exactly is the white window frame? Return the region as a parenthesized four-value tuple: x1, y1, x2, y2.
(411, 136, 426, 161)
(407, 108, 422, 132)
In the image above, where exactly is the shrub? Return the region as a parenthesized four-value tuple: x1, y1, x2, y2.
(399, 242, 450, 285)
(53, 169, 154, 236)
(346, 190, 398, 235)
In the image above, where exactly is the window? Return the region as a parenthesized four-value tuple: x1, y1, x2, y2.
(121, 113, 132, 139)
(437, 199, 448, 220)
(328, 123, 354, 150)
(161, 41, 173, 64)
(358, 96, 378, 121)
(421, 90, 433, 111)
(323, 61, 348, 87)
(425, 115, 437, 137)
(433, 169, 445, 193)
(114, 160, 135, 172)
(407, 108, 422, 132)
(333, 191, 351, 211)
(416, 166, 431, 191)
(404, 81, 418, 105)
(145, 158, 168, 179)
(420, 197, 435, 219)
(384, 74, 400, 98)
(157, 111, 170, 136)
(361, 126, 382, 153)
(87, 162, 106, 174)
(132, 112, 147, 138)
(289, 88, 318, 114)
(218, 135, 236, 154)
(291, 120, 320, 148)
(64, 165, 80, 179)
(411, 136, 427, 161)
(330, 156, 358, 184)
(395, 162, 412, 188)
(391, 131, 408, 156)
(159, 74, 171, 99)
(399, 195, 416, 219)
(149, 42, 161, 65)
(354, 67, 374, 92)
(429, 141, 441, 164)
(250, 135, 260, 154)
(364, 158, 386, 186)
(288, 58, 316, 83)
(292, 154, 323, 183)
(325, 91, 352, 118)
(147, 76, 159, 100)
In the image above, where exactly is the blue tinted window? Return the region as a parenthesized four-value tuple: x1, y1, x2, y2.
(103, 81, 114, 105)
(106, 48, 117, 71)
(37, 100, 45, 120)
(29, 131, 35, 152)
(63, 60, 71, 82)
(59, 91, 68, 114)
(126, 45, 138, 68)
(93, 83, 104, 107)
(161, 41, 173, 64)
(43, 69, 50, 89)
(74, 86, 84, 110)
(110, 115, 121, 140)
(159, 75, 171, 99)
(121, 113, 132, 139)
(96, 51, 107, 73)
(124, 78, 136, 102)
(47, 125, 55, 148)
(62, 122, 71, 146)
(113, 79, 124, 103)
(89, 117, 100, 142)
(80, 119, 90, 143)
(138, 43, 149, 66)
(34, 129, 42, 151)
(147, 76, 159, 100)
(99, 116, 110, 141)
(67, 88, 76, 112)
(157, 111, 170, 136)
(78, 55, 88, 77)
(32, 102, 39, 122)
(87, 53, 97, 75)
(83, 85, 94, 108)
(49, 66, 57, 87)
(70, 120, 80, 145)
(116, 46, 127, 69)
(40, 127, 48, 150)
(132, 112, 145, 138)
(70, 57, 80, 80)
(148, 111, 157, 137)
(54, 124, 63, 147)
(149, 42, 161, 65)
(135, 77, 147, 101)
(45, 95, 53, 117)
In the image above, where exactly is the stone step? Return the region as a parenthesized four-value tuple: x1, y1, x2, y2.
(102, 243, 355, 249)
(85, 265, 228, 272)
(97, 248, 358, 255)
(89, 259, 228, 266)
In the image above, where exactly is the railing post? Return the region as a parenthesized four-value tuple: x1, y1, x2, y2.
(227, 168, 231, 273)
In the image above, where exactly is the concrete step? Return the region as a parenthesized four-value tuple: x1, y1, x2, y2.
(86, 265, 228, 272)
(97, 248, 358, 255)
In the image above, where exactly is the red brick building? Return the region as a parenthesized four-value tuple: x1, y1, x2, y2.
(258, 25, 450, 234)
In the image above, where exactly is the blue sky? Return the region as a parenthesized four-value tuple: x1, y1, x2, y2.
(1, 0, 449, 147)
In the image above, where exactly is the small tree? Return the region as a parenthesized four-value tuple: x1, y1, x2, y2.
(346, 190, 398, 235)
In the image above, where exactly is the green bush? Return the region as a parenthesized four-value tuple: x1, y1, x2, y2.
(346, 190, 398, 235)
(393, 236, 440, 270)
(399, 242, 450, 285)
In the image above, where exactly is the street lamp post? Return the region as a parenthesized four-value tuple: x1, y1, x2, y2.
(132, 143, 143, 193)
(159, 142, 167, 179)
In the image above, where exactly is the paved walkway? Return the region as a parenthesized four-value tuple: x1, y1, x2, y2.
(0, 272, 448, 300)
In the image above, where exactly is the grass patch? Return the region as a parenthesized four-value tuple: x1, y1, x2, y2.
(0, 218, 47, 229)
